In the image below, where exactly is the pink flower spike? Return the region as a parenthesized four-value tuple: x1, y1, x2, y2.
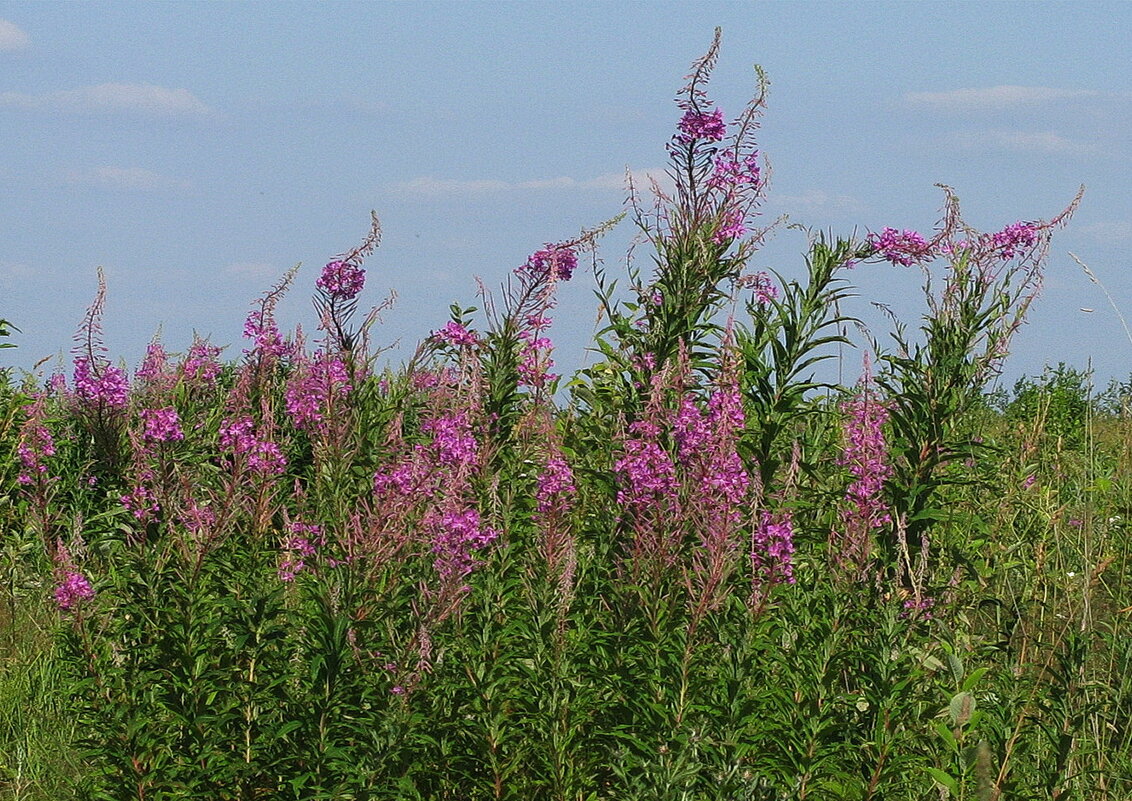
(316, 260, 366, 300)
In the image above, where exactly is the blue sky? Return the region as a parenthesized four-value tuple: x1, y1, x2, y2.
(2, 2, 1130, 389)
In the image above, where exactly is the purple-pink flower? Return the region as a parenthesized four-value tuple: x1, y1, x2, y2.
(182, 339, 223, 386)
(990, 221, 1039, 260)
(615, 420, 679, 511)
(140, 406, 184, 444)
(219, 416, 287, 476)
(432, 321, 478, 347)
(136, 342, 169, 384)
(284, 353, 352, 432)
(868, 227, 934, 267)
(121, 483, 159, 521)
(55, 570, 94, 611)
(427, 506, 499, 584)
(316, 260, 366, 300)
(711, 208, 747, 244)
(751, 509, 796, 587)
(833, 373, 892, 569)
(535, 456, 576, 517)
(422, 411, 479, 469)
(709, 150, 760, 190)
(740, 271, 778, 305)
(17, 400, 56, 486)
(677, 108, 726, 143)
(279, 521, 324, 582)
(373, 457, 428, 497)
(901, 595, 935, 620)
(53, 540, 94, 612)
(73, 356, 130, 410)
(519, 245, 578, 282)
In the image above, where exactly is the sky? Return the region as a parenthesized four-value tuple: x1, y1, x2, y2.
(1, 2, 1130, 392)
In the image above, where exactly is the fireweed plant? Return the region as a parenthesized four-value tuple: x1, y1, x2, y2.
(1, 29, 1128, 801)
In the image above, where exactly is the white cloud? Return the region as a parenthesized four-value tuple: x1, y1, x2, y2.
(944, 129, 1095, 156)
(1077, 221, 1132, 242)
(393, 167, 671, 198)
(905, 85, 1099, 112)
(0, 19, 29, 51)
(396, 176, 511, 196)
(65, 166, 191, 192)
(0, 259, 33, 279)
(772, 189, 864, 216)
(225, 262, 279, 280)
(0, 83, 212, 116)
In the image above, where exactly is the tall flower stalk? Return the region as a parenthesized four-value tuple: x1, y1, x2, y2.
(831, 354, 892, 575)
(588, 26, 769, 407)
(875, 185, 1082, 561)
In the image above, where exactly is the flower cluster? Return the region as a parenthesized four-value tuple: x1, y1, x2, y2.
(834, 371, 892, 569)
(614, 420, 679, 511)
(672, 394, 711, 460)
(53, 541, 94, 612)
(536, 455, 576, 518)
(712, 208, 747, 244)
(432, 321, 478, 348)
(518, 245, 578, 282)
(179, 500, 216, 536)
(421, 411, 479, 468)
(182, 339, 223, 386)
(372, 458, 429, 497)
(136, 342, 170, 385)
(73, 356, 130, 409)
(426, 506, 499, 585)
(867, 227, 934, 267)
(46, 372, 67, 396)
(284, 353, 353, 432)
(17, 400, 56, 486)
(279, 521, 324, 582)
(901, 595, 936, 620)
(677, 108, 726, 143)
(55, 570, 94, 611)
(990, 221, 1039, 260)
(738, 271, 778, 305)
(121, 483, 159, 521)
(701, 387, 749, 500)
(140, 406, 184, 444)
(669, 355, 753, 613)
(316, 260, 366, 300)
(219, 416, 287, 476)
(751, 509, 796, 588)
(709, 150, 760, 190)
(517, 314, 558, 389)
(243, 311, 294, 360)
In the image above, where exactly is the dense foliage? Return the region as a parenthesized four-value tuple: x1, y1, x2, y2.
(2, 30, 1127, 801)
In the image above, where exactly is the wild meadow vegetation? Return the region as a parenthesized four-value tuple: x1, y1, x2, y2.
(2, 31, 1129, 800)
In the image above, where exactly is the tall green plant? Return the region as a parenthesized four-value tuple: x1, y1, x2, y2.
(736, 234, 870, 495)
(875, 186, 1081, 566)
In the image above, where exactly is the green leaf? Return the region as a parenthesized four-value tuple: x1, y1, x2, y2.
(926, 767, 959, 796)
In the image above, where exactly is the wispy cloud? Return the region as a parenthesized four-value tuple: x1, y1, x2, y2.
(771, 189, 865, 216)
(393, 167, 669, 198)
(943, 129, 1096, 156)
(64, 166, 192, 192)
(224, 261, 280, 280)
(0, 83, 212, 117)
(0, 259, 33, 279)
(1077, 221, 1132, 243)
(905, 85, 1100, 112)
(0, 19, 29, 51)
